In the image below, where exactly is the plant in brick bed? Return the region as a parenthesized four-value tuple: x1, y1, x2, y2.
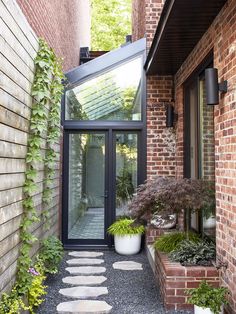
(169, 239, 216, 266)
(128, 177, 215, 237)
(154, 231, 200, 253)
(186, 280, 229, 314)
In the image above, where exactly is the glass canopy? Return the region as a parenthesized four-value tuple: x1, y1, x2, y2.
(65, 56, 142, 121)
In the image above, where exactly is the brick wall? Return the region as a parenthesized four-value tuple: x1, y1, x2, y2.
(132, 0, 176, 180)
(17, 0, 81, 71)
(155, 250, 220, 311)
(132, 0, 145, 42)
(132, 0, 165, 48)
(173, 0, 236, 311)
(147, 76, 176, 179)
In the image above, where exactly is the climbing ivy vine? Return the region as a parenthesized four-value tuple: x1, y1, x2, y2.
(15, 38, 64, 295)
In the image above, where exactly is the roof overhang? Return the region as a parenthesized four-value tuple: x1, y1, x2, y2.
(144, 0, 227, 75)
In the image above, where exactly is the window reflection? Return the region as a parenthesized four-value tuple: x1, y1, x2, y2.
(65, 57, 142, 121)
(68, 133, 105, 239)
(199, 76, 216, 239)
(115, 133, 138, 218)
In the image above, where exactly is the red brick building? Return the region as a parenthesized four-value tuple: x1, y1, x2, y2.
(17, 0, 89, 71)
(132, 0, 236, 312)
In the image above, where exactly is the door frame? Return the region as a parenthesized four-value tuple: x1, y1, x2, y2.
(62, 128, 145, 248)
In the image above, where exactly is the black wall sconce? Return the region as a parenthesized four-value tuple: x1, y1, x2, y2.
(205, 68, 227, 105)
(166, 104, 177, 127)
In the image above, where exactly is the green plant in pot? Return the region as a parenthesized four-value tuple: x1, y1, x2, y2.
(186, 280, 229, 314)
(107, 218, 145, 255)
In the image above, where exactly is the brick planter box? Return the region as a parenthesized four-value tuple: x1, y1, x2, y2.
(154, 250, 220, 311)
(146, 225, 165, 244)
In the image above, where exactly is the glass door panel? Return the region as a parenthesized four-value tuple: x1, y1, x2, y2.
(115, 133, 138, 218)
(68, 133, 106, 240)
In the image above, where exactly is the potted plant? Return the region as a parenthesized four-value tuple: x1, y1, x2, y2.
(186, 281, 228, 314)
(107, 218, 145, 255)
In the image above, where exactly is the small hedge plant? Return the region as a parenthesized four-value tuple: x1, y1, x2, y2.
(169, 239, 216, 266)
(38, 236, 64, 274)
(186, 280, 228, 314)
(154, 231, 200, 253)
(107, 218, 145, 236)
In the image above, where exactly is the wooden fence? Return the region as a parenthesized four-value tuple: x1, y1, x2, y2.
(0, 0, 60, 295)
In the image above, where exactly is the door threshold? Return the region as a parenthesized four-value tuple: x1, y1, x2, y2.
(63, 244, 114, 251)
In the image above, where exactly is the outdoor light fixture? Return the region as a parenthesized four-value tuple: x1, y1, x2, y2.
(166, 104, 175, 127)
(205, 68, 228, 105)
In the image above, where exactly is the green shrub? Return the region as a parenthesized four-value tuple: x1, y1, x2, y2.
(169, 239, 216, 266)
(0, 289, 29, 314)
(107, 218, 145, 236)
(186, 280, 228, 314)
(154, 232, 200, 253)
(28, 262, 47, 313)
(38, 236, 64, 274)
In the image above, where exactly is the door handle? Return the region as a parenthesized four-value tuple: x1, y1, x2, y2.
(100, 191, 108, 198)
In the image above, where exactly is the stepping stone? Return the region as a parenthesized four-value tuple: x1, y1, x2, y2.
(62, 275, 107, 285)
(59, 286, 108, 299)
(66, 266, 106, 275)
(57, 300, 112, 313)
(69, 251, 104, 258)
(113, 261, 143, 270)
(67, 258, 104, 265)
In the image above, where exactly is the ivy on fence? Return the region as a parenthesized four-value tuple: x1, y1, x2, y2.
(0, 38, 64, 313)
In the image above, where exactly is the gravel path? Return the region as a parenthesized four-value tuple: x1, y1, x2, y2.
(37, 249, 193, 314)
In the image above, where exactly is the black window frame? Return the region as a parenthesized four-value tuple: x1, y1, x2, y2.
(183, 51, 215, 238)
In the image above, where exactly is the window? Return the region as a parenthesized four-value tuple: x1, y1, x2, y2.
(65, 56, 142, 121)
(184, 58, 216, 240)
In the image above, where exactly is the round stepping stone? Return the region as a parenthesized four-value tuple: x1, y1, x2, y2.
(66, 266, 106, 275)
(113, 261, 143, 270)
(57, 300, 112, 313)
(62, 276, 107, 285)
(69, 251, 104, 258)
(59, 286, 108, 299)
(66, 258, 104, 265)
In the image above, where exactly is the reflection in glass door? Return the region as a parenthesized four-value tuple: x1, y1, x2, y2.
(68, 133, 106, 241)
(115, 133, 138, 218)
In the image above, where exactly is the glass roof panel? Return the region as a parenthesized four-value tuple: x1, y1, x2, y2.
(65, 56, 142, 121)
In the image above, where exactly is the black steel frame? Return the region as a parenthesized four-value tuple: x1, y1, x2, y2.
(61, 39, 147, 248)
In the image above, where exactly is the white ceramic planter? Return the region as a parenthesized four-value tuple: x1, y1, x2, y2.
(194, 305, 223, 314)
(150, 213, 177, 229)
(203, 216, 216, 229)
(114, 234, 142, 255)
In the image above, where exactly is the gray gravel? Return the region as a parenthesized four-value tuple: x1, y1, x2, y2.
(37, 249, 193, 314)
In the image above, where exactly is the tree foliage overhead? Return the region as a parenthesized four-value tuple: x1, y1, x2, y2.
(91, 0, 132, 51)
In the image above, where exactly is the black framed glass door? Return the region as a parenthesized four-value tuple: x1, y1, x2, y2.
(62, 38, 146, 247)
(63, 131, 109, 245)
(63, 130, 142, 247)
